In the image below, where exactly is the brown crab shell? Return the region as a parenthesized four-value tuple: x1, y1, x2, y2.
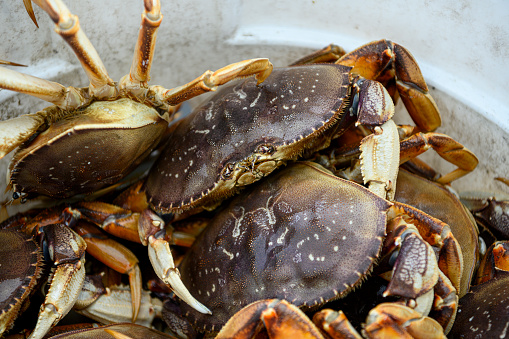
(10, 99, 168, 199)
(448, 270, 509, 338)
(0, 229, 42, 335)
(176, 162, 391, 332)
(146, 64, 356, 214)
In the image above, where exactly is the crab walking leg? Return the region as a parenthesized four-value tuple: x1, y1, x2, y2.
(73, 221, 142, 322)
(148, 235, 211, 314)
(399, 132, 479, 184)
(68, 203, 143, 244)
(337, 39, 441, 132)
(0, 67, 86, 109)
(360, 119, 400, 200)
(119, 0, 162, 93)
(29, 225, 87, 339)
(31, 0, 115, 99)
(289, 44, 346, 65)
(148, 58, 273, 106)
(0, 60, 26, 66)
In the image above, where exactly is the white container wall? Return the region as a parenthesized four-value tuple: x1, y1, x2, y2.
(0, 0, 508, 212)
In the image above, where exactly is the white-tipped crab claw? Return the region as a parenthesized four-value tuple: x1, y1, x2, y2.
(148, 235, 212, 315)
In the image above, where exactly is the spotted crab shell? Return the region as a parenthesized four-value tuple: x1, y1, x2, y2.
(177, 161, 390, 331)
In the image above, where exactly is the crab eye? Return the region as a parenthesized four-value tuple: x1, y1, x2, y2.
(255, 144, 275, 155)
(221, 163, 235, 180)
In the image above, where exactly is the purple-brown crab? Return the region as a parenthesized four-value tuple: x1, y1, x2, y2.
(449, 241, 509, 338)
(160, 162, 461, 337)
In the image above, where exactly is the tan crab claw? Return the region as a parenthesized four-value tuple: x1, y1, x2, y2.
(29, 224, 87, 339)
(360, 119, 400, 200)
(148, 235, 211, 315)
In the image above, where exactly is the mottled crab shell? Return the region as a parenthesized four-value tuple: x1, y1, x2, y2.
(177, 162, 391, 331)
(10, 99, 168, 199)
(146, 64, 356, 214)
(449, 270, 509, 338)
(0, 228, 42, 335)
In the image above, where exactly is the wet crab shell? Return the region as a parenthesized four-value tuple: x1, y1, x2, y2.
(176, 161, 390, 332)
(145, 64, 357, 214)
(0, 228, 43, 335)
(10, 99, 168, 199)
(448, 270, 509, 338)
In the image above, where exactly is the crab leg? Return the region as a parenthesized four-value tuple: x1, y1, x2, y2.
(0, 60, 27, 67)
(119, 0, 162, 94)
(29, 225, 86, 339)
(31, 0, 115, 99)
(337, 39, 441, 132)
(148, 58, 273, 106)
(0, 67, 86, 110)
(289, 43, 346, 65)
(399, 132, 479, 184)
(65, 201, 205, 314)
(73, 221, 142, 322)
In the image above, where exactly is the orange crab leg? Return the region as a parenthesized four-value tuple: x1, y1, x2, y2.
(289, 44, 346, 65)
(336, 39, 441, 132)
(73, 221, 142, 323)
(68, 202, 142, 244)
(148, 58, 273, 106)
(119, 0, 162, 93)
(399, 132, 479, 184)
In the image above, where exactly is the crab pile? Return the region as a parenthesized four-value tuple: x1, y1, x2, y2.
(0, 1, 508, 338)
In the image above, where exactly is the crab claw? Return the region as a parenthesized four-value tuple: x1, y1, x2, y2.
(147, 235, 211, 315)
(29, 225, 87, 339)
